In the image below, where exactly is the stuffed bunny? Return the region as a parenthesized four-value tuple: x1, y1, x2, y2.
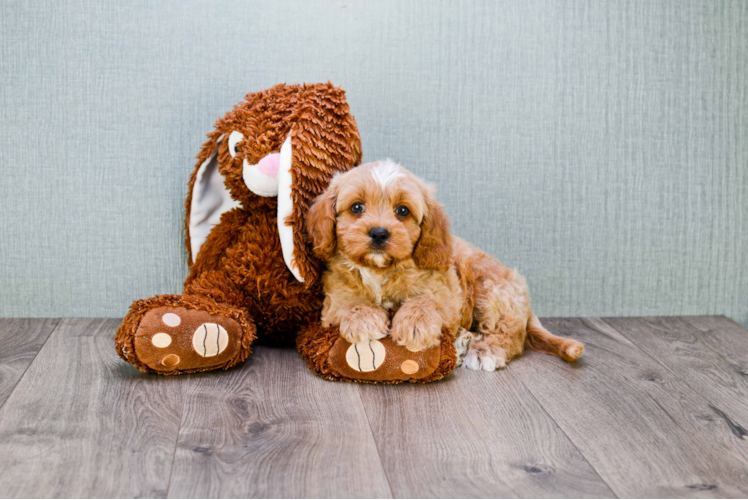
(115, 83, 362, 373)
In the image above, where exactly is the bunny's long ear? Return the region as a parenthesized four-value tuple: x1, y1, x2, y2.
(276, 85, 362, 285)
(184, 133, 241, 265)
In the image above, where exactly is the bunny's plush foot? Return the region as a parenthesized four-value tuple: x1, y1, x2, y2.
(116, 294, 256, 374)
(297, 322, 457, 384)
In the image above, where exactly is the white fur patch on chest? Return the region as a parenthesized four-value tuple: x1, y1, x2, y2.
(344, 258, 396, 310)
(358, 267, 384, 305)
(352, 265, 392, 309)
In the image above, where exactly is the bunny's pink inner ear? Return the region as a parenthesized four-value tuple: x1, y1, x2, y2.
(277, 134, 304, 282)
(188, 136, 241, 260)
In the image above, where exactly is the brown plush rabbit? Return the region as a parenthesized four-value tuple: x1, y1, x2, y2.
(115, 83, 362, 374)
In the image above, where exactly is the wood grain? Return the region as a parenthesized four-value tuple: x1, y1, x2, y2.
(684, 316, 748, 381)
(0, 318, 59, 408)
(512, 317, 748, 498)
(4, 316, 748, 498)
(0, 318, 185, 498)
(602, 316, 748, 434)
(167, 346, 392, 499)
(359, 366, 615, 498)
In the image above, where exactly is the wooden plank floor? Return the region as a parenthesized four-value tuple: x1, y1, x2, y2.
(0, 316, 747, 498)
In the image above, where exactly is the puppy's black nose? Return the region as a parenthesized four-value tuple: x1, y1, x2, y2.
(369, 227, 390, 246)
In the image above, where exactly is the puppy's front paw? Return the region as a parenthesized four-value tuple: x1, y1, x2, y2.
(339, 305, 389, 344)
(390, 305, 442, 352)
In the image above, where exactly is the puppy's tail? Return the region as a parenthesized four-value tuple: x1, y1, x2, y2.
(525, 313, 584, 362)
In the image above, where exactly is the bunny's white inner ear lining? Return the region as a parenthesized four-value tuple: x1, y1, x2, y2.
(189, 137, 241, 260)
(277, 135, 303, 282)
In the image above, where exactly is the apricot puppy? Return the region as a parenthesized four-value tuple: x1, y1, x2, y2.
(306, 160, 584, 370)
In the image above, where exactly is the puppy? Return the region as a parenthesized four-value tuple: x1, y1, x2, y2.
(305, 160, 584, 370)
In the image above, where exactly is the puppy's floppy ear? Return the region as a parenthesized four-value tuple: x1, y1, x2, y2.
(413, 185, 453, 272)
(305, 177, 340, 261)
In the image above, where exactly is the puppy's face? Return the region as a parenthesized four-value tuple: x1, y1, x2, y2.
(334, 161, 425, 268)
(306, 160, 453, 272)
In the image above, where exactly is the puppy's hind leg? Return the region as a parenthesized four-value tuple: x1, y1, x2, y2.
(454, 328, 474, 367)
(460, 277, 529, 371)
(462, 333, 508, 371)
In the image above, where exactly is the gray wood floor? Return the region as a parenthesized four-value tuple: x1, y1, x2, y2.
(1, 317, 748, 498)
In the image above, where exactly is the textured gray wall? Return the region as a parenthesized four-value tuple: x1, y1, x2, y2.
(1, 0, 746, 325)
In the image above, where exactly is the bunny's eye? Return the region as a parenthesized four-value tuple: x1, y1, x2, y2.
(351, 202, 365, 214)
(228, 131, 244, 158)
(396, 206, 410, 217)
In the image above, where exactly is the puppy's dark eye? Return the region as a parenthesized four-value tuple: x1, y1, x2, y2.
(396, 205, 410, 217)
(351, 202, 365, 214)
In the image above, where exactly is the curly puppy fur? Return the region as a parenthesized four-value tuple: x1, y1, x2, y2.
(306, 160, 584, 371)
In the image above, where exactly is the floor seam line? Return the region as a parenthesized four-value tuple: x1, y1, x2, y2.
(357, 386, 396, 499)
(164, 375, 188, 498)
(0, 318, 62, 414)
(593, 316, 748, 495)
(597, 317, 748, 429)
(516, 369, 621, 499)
